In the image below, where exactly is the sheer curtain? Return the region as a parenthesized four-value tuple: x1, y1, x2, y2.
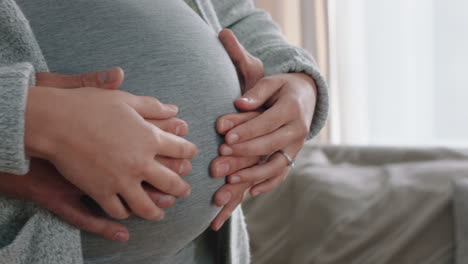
(257, 0, 468, 147)
(254, 0, 303, 47)
(328, 0, 468, 146)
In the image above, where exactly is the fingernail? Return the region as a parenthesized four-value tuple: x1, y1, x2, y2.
(227, 133, 239, 144)
(219, 192, 232, 206)
(221, 145, 233, 155)
(252, 190, 261, 197)
(230, 175, 241, 183)
(158, 194, 175, 204)
(178, 162, 185, 174)
(166, 104, 178, 112)
(217, 163, 229, 177)
(113, 232, 129, 242)
(182, 187, 191, 198)
(221, 120, 234, 131)
(240, 97, 251, 103)
(175, 124, 185, 136)
(153, 211, 165, 221)
(99, 69, 118, 85)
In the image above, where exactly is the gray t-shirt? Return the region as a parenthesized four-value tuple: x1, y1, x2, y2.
(16, 0, 241, 263)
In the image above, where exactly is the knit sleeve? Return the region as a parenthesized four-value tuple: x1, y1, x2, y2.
(0, 62, 35, 175)
(212, 0, 329, 139)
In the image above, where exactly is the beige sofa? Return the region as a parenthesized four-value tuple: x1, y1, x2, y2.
(243, 145, 468, 264)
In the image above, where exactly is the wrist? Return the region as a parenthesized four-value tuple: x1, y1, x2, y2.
(288, 73, 317, 127)
(289, 73, 318, 95)
(24, 87, 64, 160)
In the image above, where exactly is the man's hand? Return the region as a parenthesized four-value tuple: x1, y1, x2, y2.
(0, 158, 189, 242)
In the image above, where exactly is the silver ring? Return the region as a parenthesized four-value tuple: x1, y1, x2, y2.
(259, 150, 296, 168)
(278, 150, 296, 168)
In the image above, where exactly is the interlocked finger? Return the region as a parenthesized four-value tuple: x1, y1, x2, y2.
(216, 112, 261, 135)
(226, 152, 289, 184)
(142, 183, 176, 209)
(147, 118, 188, 136)
(98, 195, 132, 220)
(153, 129, 198, 159)
(220, 125, 299, 157)
(249, 145, 300, 196)
(126, 95, 178, 120)
(211, 182, 251, 231)
(213, 182, 252, 207)
(121, 187, 165, 221)
(224, 98, 292, 145)
(155, 156, 191, 176)
(143, 161, 191, 198)
(250, 168, 289, 197)
(211, 155, 260, 178)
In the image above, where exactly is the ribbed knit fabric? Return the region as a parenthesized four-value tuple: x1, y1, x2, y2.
(0, 63, 34, 175)
(0, 0, 48, 175)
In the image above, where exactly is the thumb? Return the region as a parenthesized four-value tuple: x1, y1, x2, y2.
(219, 29, 264, 93)
(234, 77, 284, 111)
(35, 67, 124, 90)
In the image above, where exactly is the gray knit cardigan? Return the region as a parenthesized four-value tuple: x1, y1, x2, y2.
(0, 0, 328, 263)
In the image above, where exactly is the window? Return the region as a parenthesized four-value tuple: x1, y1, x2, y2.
(256, 0, 468, 147)
(328, 0, 468, 146)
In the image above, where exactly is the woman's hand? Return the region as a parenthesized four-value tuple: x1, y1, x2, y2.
(0, 69, 194, 240)
(219, 72, 316, 191)
(24, 71, 198, 222)
(35, 68, 191, 137)
(210, 29, 317, 230)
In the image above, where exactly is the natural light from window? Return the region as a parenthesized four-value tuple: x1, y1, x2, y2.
(328, 0, 468, 147)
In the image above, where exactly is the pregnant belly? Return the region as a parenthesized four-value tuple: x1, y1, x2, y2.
(17, 0, 240, 261)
